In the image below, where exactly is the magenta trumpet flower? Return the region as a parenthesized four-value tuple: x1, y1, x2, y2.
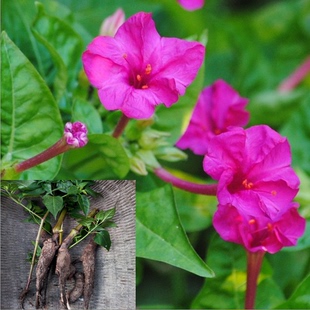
(203, 125, 300, 219)
(176, 79, 249, 155)
(82, 12, 205, 119)
(213, 202, 305, 253)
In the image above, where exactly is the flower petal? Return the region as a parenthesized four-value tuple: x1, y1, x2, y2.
(115, 12, 161, 66)
(203, 127, 246, 179)
(158, 37, 205, 95)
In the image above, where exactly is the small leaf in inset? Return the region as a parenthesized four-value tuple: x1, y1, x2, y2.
(95, 208, 116, 222)
(43, 194, 63, 218)
(94, 230, 111, 251)
(67, 185, 79, 195)
(77, 194, 90, 215)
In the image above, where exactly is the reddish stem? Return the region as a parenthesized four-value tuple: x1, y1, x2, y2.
(154, 166, 217, 195)
(245, 250, 265, 309)
(112, 114, 130, 138)
(14, 137, 70, 173)
(278, 56, 310, 92)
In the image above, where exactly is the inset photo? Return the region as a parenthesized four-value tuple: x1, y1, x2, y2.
(1, 180, 135, 310)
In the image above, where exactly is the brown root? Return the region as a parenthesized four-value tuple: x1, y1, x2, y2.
(35, 237, 59, 309)
(80, 237, 98, 310)
(55, 244, 72, 309)
(69, 272, 85, 303)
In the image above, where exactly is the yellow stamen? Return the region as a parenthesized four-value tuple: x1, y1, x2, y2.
(271, 190, 277, 196)
(249, 219, 256, 225)
(142, 85, 148, 89)
(242, 179, 253, 189)
(137, 74, 142, 82)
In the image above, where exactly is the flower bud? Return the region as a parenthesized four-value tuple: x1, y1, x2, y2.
(129, 156, 148, 176)
(99, 8, 125, 36)
(154, 147, 188, 162)
(3, 122, 89, 178)
(64, 122, 88, 148)
(138, 129, 170, 150)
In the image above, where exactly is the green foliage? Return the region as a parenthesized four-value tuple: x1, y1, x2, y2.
(1, 180, 100, 220)
(94, 230, 112, 251)
(27, 242, 42, 264)
(43, 194, 63, 218)
(72, 98, 103, 134)
(275, 274, 310, 309)
(191, 234, 285, 309)
(1, 31, 63, 180)
(59, 134, 130, 179)
(136, 185, 214, 278)
(71, 207, 116, 250)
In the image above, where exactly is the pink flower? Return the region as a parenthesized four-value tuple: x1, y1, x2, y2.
(178, 0, 204, 11)
(64, 122, 88, 147)
(203, 125, 300, 219)
(176, 79, 249, 155)
(213, 203, 305, 253)
(99, 8, 125, 36)
(82, 12, 205, 119)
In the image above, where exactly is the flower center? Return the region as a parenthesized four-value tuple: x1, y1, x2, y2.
(227, 173, 254, 194)
(242, 179, 253, 189)
(123, 55, 152, 90)
(134, 64, 152, 89)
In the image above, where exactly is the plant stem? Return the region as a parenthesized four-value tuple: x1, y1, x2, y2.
(69, 217, 104, 249)
(20, 211, 49, 304)
(112, 114, 130, 138)
(9, 195, 42, 221)
(53, 209, 67, 245)
(245, 250, 265, 309)
(63, 208, 99, 248)
(278, 56, 310, 92)
(154, 166, 217, 195)
(14, 137, 70, 173)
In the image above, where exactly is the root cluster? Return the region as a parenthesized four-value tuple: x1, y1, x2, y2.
(23, 234, 98, 310)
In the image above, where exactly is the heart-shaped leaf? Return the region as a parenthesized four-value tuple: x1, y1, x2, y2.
(136, 184, 214, 277)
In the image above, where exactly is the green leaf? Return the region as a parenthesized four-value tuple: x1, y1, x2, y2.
(94, 230, 112, 251)
(67, 185, 79, 195)
(95, 208, 116, 222)
(78, 217, 95, 230)
(72, 98, 103, 134)
(43, 194, 63, 219)
(171, 170, 217, 232)
(248, 90, 305, 128)
(77, 194, 90, 215)
(32, 2, 84, 92)
(1, 31, 63, 180)
(56, 180, 75, 193)
(281, 94, 310, 175)
(31, 4, 68, 101)
(136, 184, 214, 278)
(59, 134, 130, 179)
(275, 274, 310, 309)
(191, 234, 284, 309)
